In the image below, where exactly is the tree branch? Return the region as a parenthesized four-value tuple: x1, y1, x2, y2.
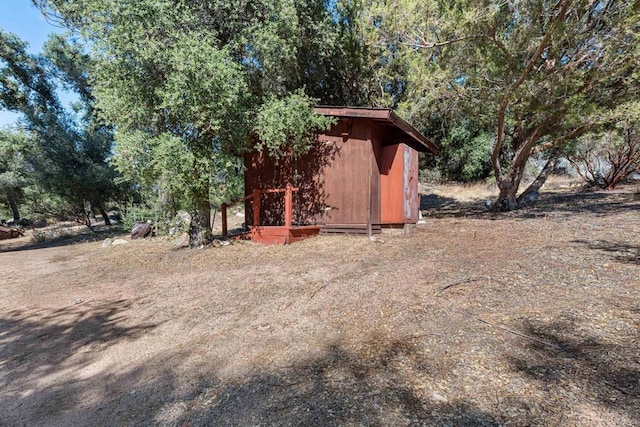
(407, 34, 482, 50)
(532, 125, 591, 155)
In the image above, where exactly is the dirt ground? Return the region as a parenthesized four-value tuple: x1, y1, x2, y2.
(1, 185, 639, 426)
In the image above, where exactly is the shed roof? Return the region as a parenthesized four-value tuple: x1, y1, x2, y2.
(314, 107, 438, 154)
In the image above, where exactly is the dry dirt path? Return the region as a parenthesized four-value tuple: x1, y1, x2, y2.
(1, 190, 639, 426)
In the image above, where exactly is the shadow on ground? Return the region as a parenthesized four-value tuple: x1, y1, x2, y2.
(505, 315, 639, 422)
(0, 300, 158, 387)
(572, 239, 640, 265)
(0, 225, 126, 253)
(2, 308, 639, 424)
(1, 330, 506, 426)
(421, 190, 640, 219)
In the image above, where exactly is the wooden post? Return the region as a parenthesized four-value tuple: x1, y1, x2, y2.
(221, 203, 228, 237)
(285, 184, 293, 228)
(252, 189, 260, 227)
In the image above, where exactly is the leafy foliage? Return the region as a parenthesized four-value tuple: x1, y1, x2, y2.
(254, 91, 335, 159)
(34, 0, 371, 244)
(438, 120, 493, 182)
(0, 29, 123, 225)
(371, 0, 640, 208)
(0, 129, 32, 220)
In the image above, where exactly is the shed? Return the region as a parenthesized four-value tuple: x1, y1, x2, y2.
(227, 107, 436, 244)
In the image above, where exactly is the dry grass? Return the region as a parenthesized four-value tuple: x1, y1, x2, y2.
(421, 181, 498, 203)
(1, 186, 639, 426)
(422, 175, 586, 206)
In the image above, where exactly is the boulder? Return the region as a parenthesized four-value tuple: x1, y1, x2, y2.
(131, 221, 152, 239)
(169, 211, 191, 236)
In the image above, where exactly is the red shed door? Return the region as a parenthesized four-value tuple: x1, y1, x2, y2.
(380, 144, 403, 223)
(381, 144, 419, 224)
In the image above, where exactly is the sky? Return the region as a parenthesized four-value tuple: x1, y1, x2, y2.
(0, 0, 67, 127)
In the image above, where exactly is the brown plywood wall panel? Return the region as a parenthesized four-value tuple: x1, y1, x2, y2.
(243, 139, 338, 226)
(244, 118, 374, 227)
(319, 118, 373, 226)
(369, 128, 382, 226)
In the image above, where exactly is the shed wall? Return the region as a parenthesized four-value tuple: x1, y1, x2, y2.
(243, 115, 423, 231)
(312, 118, 373, 226)
(244, 118, 375, 228)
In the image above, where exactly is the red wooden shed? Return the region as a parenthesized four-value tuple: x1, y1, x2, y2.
(224, 107, 436, 244)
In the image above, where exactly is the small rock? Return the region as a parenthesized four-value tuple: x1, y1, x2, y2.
(369, 235, 384, 243)
(172, 233, 189, 248)
(219, 240, 231, 246)
(112, 238, 128, 246)
(74, 299, 84, 304)
(234, 212, 245, 218)
(432, 392, 448, 403)
(102, 238, 113, 248)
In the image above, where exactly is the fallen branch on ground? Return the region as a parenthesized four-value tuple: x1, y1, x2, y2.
(310, 283, 330, 299)
(436, 276, 503, 295)
(477, 318, 562, 350)
(604, 381, 635, 396)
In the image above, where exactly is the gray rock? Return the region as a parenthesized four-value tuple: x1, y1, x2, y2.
(432, 392, 448, 403)
(172, 233, 189, 248)
(102, 238, 113, 248)
(112, 238, 128, 246)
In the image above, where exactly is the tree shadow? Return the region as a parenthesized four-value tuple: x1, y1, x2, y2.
(572, 239, 640, 265)
(505, 316, 639, 421)
(178, 338, 503, 426)
(420, 190, 640, 220)
(4, 306, 638, 425)
(2, 332, 507, 426)
(526, 191, 640, 216)
(0, 226, 127, 253)
(420, 193, 487, 218)
(0, 300, 159, 389)
(243, 138, 342, 226)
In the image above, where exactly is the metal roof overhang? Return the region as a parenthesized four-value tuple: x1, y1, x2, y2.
(313, 107, 438, 154)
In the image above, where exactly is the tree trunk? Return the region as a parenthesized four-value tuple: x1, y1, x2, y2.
(517, 156, 559, 207)
(189, 198, 212, 247)
(98, 203, 111, 226)
(491, 158, 528, 212)
(81, 201, 94, 231)
(8, 197, 20, 222)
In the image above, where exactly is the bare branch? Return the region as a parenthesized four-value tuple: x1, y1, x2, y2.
(532, 125, 592, 155)
(405, 34, 483, 50)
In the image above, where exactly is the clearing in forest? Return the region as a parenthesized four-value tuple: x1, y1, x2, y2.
(1, 186, 639, 426)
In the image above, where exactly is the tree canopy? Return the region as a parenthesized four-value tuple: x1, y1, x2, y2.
(34, 0, 363, 243)
(2, 0, 639, 232)
(371, 0, 640, 207)
(0, 29, 122, 225)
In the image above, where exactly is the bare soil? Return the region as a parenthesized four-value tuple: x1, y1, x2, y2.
(1, 186, 639, 426)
